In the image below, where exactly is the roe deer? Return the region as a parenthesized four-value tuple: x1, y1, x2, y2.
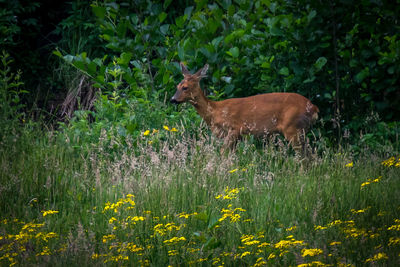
(170, 63, 319, 154)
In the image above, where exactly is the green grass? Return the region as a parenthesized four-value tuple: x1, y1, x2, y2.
(1, 124, 399, 266)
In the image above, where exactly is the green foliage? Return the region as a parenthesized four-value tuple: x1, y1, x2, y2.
(0, 51, 28, 134)
(57, 0, 399, 147)
(0, 1, 40, 47)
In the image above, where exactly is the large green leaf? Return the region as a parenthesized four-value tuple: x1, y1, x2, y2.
(91, 5, 106, 19)
(314, 57, 327, 71)
(279, 67, 289, 76)
(227, 47, 239, 58)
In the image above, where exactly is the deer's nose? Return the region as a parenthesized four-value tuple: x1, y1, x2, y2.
(170, 97, 179, 104)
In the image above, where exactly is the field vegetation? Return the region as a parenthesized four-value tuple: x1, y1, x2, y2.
(1, 0, 399, 266)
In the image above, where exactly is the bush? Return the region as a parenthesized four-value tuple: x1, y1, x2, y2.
(56, 0, 399, 149)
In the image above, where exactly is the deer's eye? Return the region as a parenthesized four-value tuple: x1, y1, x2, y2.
(182, 86, 188, 91)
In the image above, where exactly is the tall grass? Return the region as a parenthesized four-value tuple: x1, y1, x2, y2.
(0, 124, 399, 266)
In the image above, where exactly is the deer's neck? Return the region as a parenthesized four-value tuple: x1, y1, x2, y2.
(190, 87, 215, 126)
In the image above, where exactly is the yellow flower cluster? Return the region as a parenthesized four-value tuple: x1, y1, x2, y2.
(215, 187, 242, 200)
(36, 246, 51, 256)
(241, 234, 261, 246)
(102, 234, 116, 243)
(163, 236, 186, 244)
(219, 204, 246, 223)
(301, 248, 323, 257)
(35, 232, 58, 242)
(41, 210, 59, 217)
(0, 220, 62, 265)
(361, 176, 382, 188)
(286, 225, 297, 232)
(365, 252, 388, 263)
(274, 235, 305, 249)
(126, 215, 145, 223)
(253, 257, 267, 267)
(345, 162, 354, 167)
(103, 194, 135, 213)
(350, 206, 371, 214)
(381, 156, 400, 167)
(126, 243, 144, 253)
(388, 237, 400, 246)
(163, 125, 178, 132)
(103, 254, 129, 263)
(177, 212, 198, 219)
(168, 249, 178, 256)
(153, 222, 183, 236)
(387, 219, 400, 231)
(314, 225, 328, 230)
(298, 261, 329, 267)
(143, 128, 161, 136)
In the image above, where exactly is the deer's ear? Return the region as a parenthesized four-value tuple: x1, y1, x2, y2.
(180, 62, 190, 76)
(195, 64, 209, 79)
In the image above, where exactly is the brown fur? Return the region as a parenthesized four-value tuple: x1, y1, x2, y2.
(171, 63, 319, 153)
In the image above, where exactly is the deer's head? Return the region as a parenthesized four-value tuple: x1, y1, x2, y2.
(170, 63, 209, 104)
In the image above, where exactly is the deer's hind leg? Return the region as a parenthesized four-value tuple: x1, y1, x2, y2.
(283, 127, 307, 157)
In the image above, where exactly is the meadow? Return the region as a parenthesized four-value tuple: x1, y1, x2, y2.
(2, 0, 400, 265)
(1, 123, 399, 266)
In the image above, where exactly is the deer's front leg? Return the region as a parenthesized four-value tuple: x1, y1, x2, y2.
(221, 129, 239, 153)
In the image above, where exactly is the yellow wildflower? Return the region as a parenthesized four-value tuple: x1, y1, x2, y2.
(302, 248, 323, 257)
(327, 220, 343, 227)
(229, 168, 238, 173)
(253, 257, 267, 267)
(36, 246, 51, 256)
(102, 234, 116, 243)
(329, 241, 341, 246)
(163, 125, 170, 131)
(267, 253, 276, 260)
(345, 162, 354, 167)
(258, 242, 270, 248)
(92, 253, 100, 259)
(381, 156, 395, 167)
(109, 217, 117, 224)
(372, 176, 382, 183)
(360, 181, 370, 188)
(388, 237, 400, 246)
(143, 130, 150, 136)
(42, 210, 59, 217)
(275, 239, 302, 249)
(168, 250, 178, 256)
(127, 243, 144, 253)
(171, 127, 178, 132)
(231, 213, 241, 222)
(286, 225, 297, 232)
(350, 207, 370, 214)
(130, 216, 145, 222)
(361, 176, 382, 188)
(241, 251, 251, 258)
(314, 225, 327, 230)
(163, 236, 186, 244)
(297, 261, 328, 267)
(245, 240, 260, 246)
(365, 252, 388, 263)
(388, 224, 400, 231)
